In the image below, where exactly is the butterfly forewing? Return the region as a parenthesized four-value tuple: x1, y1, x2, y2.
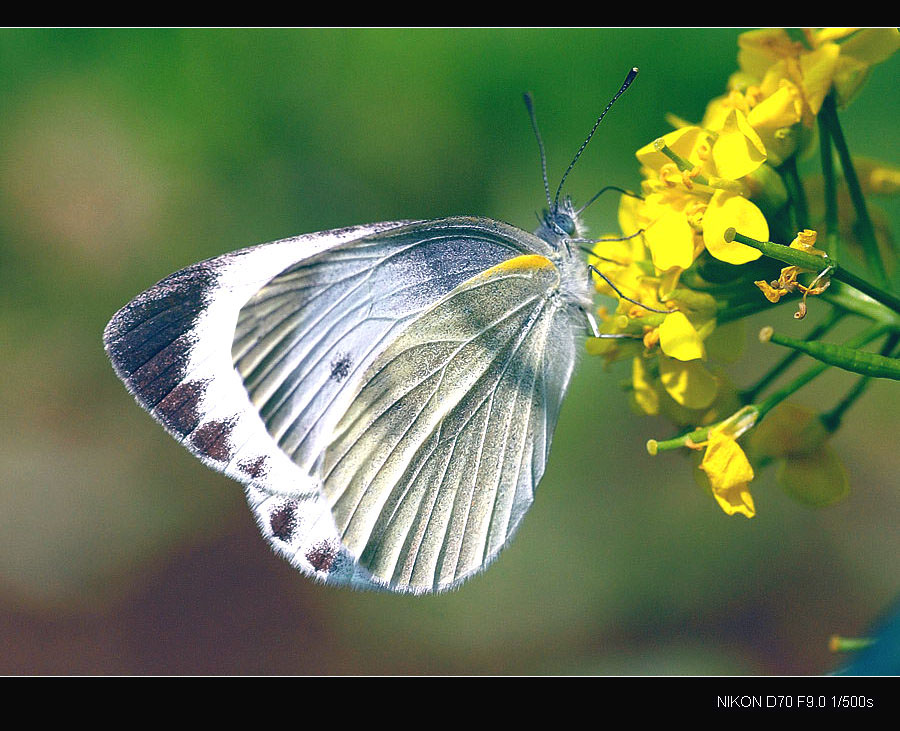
(231, 218, 548, 484)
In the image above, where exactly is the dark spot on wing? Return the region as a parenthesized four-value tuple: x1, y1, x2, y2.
(190, 417, 236, 462)
(269, 501, 297, 542)
(330, 353, 352, 382)
(238, 455, 270, 480)
(154, 379, 209, 438)
(306, 540, 337, 573)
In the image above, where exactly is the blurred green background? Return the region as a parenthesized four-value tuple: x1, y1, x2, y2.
(1, 28, 897, 675)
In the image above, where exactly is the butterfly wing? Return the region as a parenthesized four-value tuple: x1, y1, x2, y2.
(105, 217, 574, 592)
(321, 254, 578, 592)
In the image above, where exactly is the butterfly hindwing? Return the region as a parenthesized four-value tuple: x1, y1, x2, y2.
(320, 254, 578, 592)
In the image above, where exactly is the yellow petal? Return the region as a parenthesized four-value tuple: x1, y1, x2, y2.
(644, 208, 697, 271)
(636, 126, 707, 172)
(617, 191, 644, 240)
(838, 27, 900, 66)
(832, 30, 900, 105)
(659, 356, 717, 409)
(702, 190, 767, 264)
(658, 311, 705, 361)
(799, 43, 841, 115)
(737, 28, 796, 79)
(747, 82, 804, 165)
(700, 430, 756, 518)
(711, 108, 767, 180)
(834, 28, 900, 106)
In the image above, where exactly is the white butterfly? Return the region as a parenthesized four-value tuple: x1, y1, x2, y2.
(104, 70, 640, 594)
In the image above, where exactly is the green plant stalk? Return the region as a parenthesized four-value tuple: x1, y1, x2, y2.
(817, 112, 841, 261)
(818, 92, 889, 289)
(757, 324, 892, 419)
(740, 308, 846, 404)
(820, 332, 900, 432)
(822, 281, 900, 327)
(762, 328, 900, 380)
(727, 229, 900, 314)
(779, 155, 809, 230)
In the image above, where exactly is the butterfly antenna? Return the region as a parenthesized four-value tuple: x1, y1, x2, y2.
(553, 67, 639, 210)
(575, 185, 643, 215)
(523, 92, 553, 210)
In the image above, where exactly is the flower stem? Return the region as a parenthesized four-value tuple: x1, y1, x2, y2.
(740, 308, 845, 404)
(820, 332, 900, 431)
(756, 323, 891, 419)
(818, 92, 890, 290)
(760, 325, 900, 380)
(817, 111, 841, 261)
(726, 229, 900, 314)
(779, 156, 809, 230)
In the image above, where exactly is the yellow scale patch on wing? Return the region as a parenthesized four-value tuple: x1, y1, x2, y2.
(474, 253, 558, 280)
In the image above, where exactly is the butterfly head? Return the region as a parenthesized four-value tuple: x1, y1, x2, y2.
(536, 195, 586, 250)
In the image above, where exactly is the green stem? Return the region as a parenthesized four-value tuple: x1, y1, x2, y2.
(727, 229, 900, 314)
(740, 308, 845, 404)
(756, 323, 890, 419)
(820, 332, 900, 431)
(652, 139, 743, 192)
(818, 92, 889, 289)
(817, 111, 841, 261)
(779, 156, 809, 230)
(822, 281, 900, 327)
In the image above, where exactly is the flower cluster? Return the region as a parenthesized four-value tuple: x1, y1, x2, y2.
(589, 28, 899, 519)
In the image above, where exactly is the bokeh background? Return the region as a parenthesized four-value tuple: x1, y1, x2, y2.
(1, 28, 897, 675)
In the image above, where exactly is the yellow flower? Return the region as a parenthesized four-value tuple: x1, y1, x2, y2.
(853, 157, 900, 196)
(737, 28, 900, 114)
(717, 29, 899, 166)
(699, 427, 756, 518)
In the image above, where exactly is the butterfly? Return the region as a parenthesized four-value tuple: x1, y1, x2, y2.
(104, 68, 642, 594)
